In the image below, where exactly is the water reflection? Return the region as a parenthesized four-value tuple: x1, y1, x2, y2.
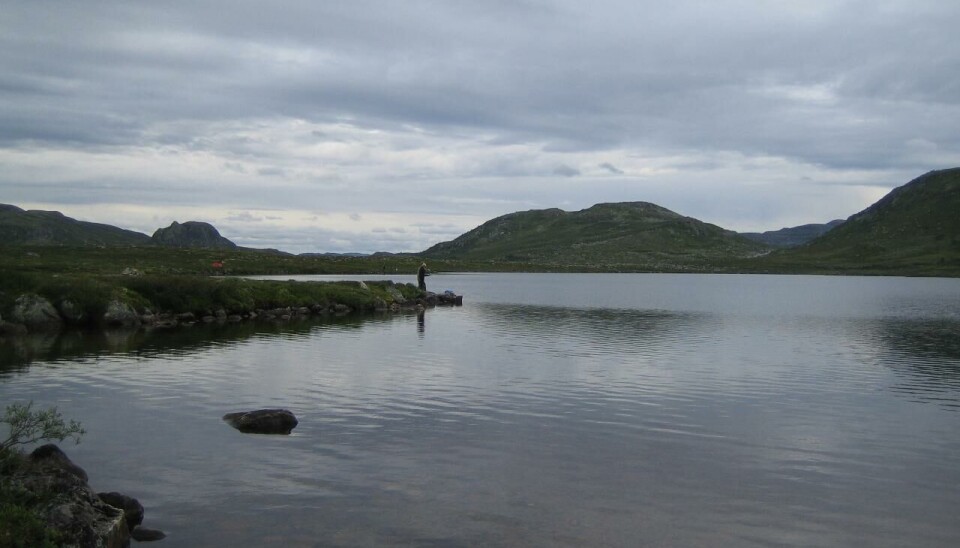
(0, 312, 403, 375)
(2, 275, 960, 547)
(472, 302, 713, 360)
(873, 318, 960, 408)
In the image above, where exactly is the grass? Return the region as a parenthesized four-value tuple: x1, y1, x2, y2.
(0, 270, 430, 324)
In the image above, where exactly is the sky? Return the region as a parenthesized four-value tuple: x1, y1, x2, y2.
(2, 1, 958, 254)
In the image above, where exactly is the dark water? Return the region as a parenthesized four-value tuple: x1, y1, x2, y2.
(2, 274, 960, 547)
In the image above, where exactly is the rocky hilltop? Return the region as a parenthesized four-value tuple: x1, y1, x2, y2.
(151, 221, 237, 249)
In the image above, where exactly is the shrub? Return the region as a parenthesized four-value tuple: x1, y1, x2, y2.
(0, 402, 85, 455)
(0, 482, 60, 548)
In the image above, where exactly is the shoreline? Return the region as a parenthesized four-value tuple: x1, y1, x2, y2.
(0, 277, 461, 338)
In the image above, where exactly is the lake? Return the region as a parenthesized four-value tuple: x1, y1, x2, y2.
(2, 273, 960, 547)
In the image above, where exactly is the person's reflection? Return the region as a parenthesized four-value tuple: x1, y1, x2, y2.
(417, 309, 425, 337)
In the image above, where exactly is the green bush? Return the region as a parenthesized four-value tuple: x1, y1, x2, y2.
(0, 402, 83, 548)
(0, 402, 85, 454)
(0, 482, 60, 548)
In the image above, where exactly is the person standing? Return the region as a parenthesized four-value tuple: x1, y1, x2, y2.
(417, 262, 430, 291)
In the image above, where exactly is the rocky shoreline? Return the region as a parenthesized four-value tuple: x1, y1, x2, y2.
(0, 280, 463, 337)
(6, 444, 162, 547)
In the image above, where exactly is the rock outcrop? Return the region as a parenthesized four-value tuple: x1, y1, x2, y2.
(151, 220, 237, 249)
(97, 491, 144, 530)
(223, 409, 299, 434)
(19, 445, 130, 548)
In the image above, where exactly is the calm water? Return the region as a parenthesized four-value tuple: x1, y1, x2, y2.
(2, 274, 960, 547)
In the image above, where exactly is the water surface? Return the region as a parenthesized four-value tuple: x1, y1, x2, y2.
(2, 274, 959, 547)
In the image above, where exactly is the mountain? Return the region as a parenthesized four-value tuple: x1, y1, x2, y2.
(151, 221, 237, 249)
(740, 220, 844, 247)
(771, 168, 960, 273)
(0, 204, 151, 246)
(422, 201, 769, 269)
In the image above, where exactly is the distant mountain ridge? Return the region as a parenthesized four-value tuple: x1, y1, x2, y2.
(0, 204, 151, 246)
(2, 166, 957, 276)
(0, 204, 237, 249)
(422, 201, 769, 269)
(740, 220, 844, 247)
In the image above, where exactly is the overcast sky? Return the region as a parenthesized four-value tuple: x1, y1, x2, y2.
(2, 1, 958, 253)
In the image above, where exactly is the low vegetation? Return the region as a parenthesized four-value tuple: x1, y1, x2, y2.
(0, 268, 428, 328)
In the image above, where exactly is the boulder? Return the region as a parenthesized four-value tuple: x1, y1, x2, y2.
(102, 300, 140, 328)
(31, 444, 89, 482)
(438, 291, 463, 306)
(98, 491, 144, 529)
(386, 286, 406, 304)
(11, 294, 62, 331)
(223, 409, 299, 434)
(22, 445, 130, 547)
(176, 312, 196, 322)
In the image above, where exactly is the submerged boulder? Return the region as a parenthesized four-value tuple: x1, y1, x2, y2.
(131, 527, 167, 542)
(223, 409, 299, 434)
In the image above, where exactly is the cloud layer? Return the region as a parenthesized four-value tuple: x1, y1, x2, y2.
(2, 1, 958, 252)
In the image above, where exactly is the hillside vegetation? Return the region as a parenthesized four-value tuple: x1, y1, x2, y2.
(0, 205, 150, 247)
(423, 202, 769, 271)
(741, 220, 844, 247)
(761, 168, 960, 275)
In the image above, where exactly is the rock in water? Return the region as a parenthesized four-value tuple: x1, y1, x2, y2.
(223, 409, 299, 434)
(131, 526, 167, 542)
(22, 445, 129, 547)
(98, 491, 145, 529)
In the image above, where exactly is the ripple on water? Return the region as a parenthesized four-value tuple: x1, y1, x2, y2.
(2, 276, 960, 547)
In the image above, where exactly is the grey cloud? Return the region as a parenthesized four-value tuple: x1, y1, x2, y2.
(226, 211, 263, 222)
(257, 167, 287, 177)
(553, 165, 581, 177)
(4, 1, 957, 169)
(599, 162, 624, 175)
(1, 0, 958, 252)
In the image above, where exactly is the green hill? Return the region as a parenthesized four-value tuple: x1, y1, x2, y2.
(764, 168, 960, 275)
(0, 204, 151, 247)
(740, 220, 844, 247)
(422, 201, 769, 270)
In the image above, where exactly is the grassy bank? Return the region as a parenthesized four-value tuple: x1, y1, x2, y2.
(0, 270, 426, 330)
